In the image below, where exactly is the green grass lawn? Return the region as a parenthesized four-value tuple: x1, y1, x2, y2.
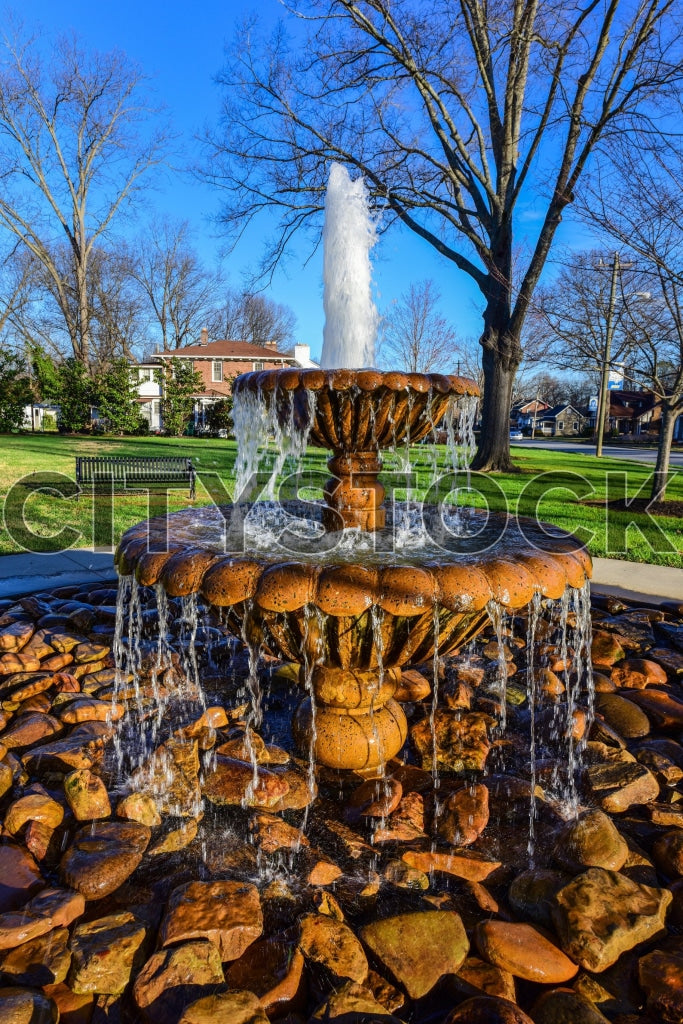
(0, 433, 681, 566)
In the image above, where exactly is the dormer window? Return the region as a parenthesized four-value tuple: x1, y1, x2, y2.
(212, 361, 223, 383)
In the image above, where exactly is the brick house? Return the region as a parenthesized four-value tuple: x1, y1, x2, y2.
(135, 331, 316, 431)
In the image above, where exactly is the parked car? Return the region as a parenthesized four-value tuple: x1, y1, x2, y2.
(509, 429, 524, 440)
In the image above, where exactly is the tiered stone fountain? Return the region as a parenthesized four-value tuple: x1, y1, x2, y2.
(115, 365, 591, 775)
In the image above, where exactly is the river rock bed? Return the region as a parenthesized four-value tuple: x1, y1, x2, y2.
(0, 581, 681, 1023)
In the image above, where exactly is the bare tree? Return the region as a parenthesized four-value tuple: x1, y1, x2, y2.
(207, 288, 298, 350)
(378, 279, 458, 373)
(131, 218, 221, 351)
(203, 0, 683, 470)
(0, 26, 167, 368)
(0, 243, 34, 341)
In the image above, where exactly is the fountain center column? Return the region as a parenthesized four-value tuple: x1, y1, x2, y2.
(323, 452, 385, 531)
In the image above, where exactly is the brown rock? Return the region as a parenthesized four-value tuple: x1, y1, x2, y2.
(638, 947, 683, 1023)
(58, 697, 123, 723)
(40, 983, 93, 1024)
(436, 782, 489, 846)
(0, 760, 12, 799)
(63, 768, 111, 821)
(553, 808, 628, 872)
(21, 729, 106, 774)
(133, 736, 201, 817)
(591, 630, 625, 669)
(592, 671, 616, 693)
(383, 858, 429, 890)
(298, 912, 368, 983)
(73, 641, 110, 664)
(594, 692, 651, 738)
(626, 688, 683, 729)
(68, 911, 147, 995)
(348, 776, 402, 818)
(310, 980, 401, 1021)
(394, 668, 431, 702)
(25, 821, 58, 862)
(402, 849, 501, 881)
(61, 821, 150, 900)
(250, 811, 309, 853)
(160, 880, 262, 961)
(202, 755, 290, 808)
(411, 709, 490, 772)
(0, 843, 43, 912)
(215, 730, 269, 763)
(584, 742, 659, 812)
(0, 926, 70, 986)
(148, 817, 199, 856)
(444, 995, 533, 1023)
(531, 989, 611, 1024)
(453, 955, 516, 1002)
(361, 910, 469, 1000)
(475, 920, 577, 984)
(1, 713, 62, 750)
(373, 792, 425, 843)
(652, 830, 683, 877)
(4, 793, 64, 835)
(227, 936, 306, 1017)
(0, 987, 58, 1023)
(0, 620, 34, 653)
(178, 991, 269, 1024)
(612, 657, 668, 688)
(116, 792, 161, 826)
(133, 941, 224, 1024)
(551, 867, 671, 971)
(0, 652, 41, 674)
(267, 767, 316, 811)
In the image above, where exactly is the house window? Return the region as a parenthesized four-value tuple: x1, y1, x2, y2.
(253, 361, 264, 371)
(573, 421, 579, 431)
(138, 368, 154, 382)
(153, 401, 160, 415)
(557, 420, 564, 429)
(212, 361, 223, 382)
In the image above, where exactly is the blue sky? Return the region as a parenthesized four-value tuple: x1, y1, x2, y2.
(23, 0, 590, 363)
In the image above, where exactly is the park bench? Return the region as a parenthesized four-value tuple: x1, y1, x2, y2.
(75, 456, 196, 499)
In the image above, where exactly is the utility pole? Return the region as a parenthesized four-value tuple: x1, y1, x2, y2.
(595, 253, 631, 458)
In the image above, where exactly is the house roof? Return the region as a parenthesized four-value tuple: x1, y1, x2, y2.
(511, 398, 550, 413)
(155, 339, 296, 360)
(540, 404, 585, 419)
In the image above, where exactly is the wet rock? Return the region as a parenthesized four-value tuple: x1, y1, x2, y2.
(1, 712, 62, 750)
(297, 846, 343, 886)
(227, 936, 306, 1017)
(0, 925, 70, 986)
(0, 620, 34, 653)
(475, 920, 577, 983)
(250, 811, 309, 853)
(116, 792, 161, 826)
(636, 748, 683, 785)
(626, 688, 683, 729)
(4, 792, 64, 835)
(591, 630, 626, 668)
(132, 941, 224, 1024)
(361, 909, 469, 999)
(133, 737, 201, 817)
(553, 808, 629, 872)
(298, 912, 368, 984)
(452, 955, 516, 1002)
(592, 671, 616, 692)
(61, 821, 151, 900)
(0, 887, 83, 951)
(59, 697, 123, 723)
(394, 668, 431, 702)
(268, 767, 316, 811)
(652, 830, 683, 877)
(202, 838, 258, 878)
(373, 792, 425, 843)
(508, 870, 571, 930)
(383, 859, 429, 890)
(348, 776, 402, 818)
(611, 658, 668, 688)
(411, 709, 491, 772)
(0, 652, 41, 674)
(160, 880, 262, 961)
(443, 995, 534, 1023)
(21, 728, 106, 774)
(202, 755, 289, 808)
(73, 641, 111, 664)
(436, 782, 489, 846)
(68, 910, 147, 995)
(24, 821, 58, 863)
(215, 730, 270, 763)
(0, 843, 43, 912)
(647, 802, 683, 827)
(638, 946, 683, 1023)
(0, 760, 12, 798)
(310, 980, 402, 1021)
(147, 817, 198, 855)
(402, 849, 501, 881)
(551, 867, 671, 971)
(530, 988, 611, 1023)
(0, 986, 58, 1023)
(648, 646, 683, 676)
(178, 991, 269, 1024)
(584, 742, 659, 812)
(64, 768, 111, 820)
(594, 692, 651, 738)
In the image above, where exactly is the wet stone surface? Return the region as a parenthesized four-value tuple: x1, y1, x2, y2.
(0, 580, 682, 1022)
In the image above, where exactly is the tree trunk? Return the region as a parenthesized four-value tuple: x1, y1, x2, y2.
(651, 401, 679, 502)
(470, 317, 521, 472)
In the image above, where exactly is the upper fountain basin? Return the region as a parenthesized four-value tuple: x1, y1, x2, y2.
(232, 367, 479, 451)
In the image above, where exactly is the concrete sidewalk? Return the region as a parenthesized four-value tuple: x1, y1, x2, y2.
(0, 549, 117, 600)
(0, 547, 680, 605)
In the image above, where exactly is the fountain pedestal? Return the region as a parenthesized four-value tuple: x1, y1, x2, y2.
(324, 453, 385, 531)
(293, 665, 406, 772)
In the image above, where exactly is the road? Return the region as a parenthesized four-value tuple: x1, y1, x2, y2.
(516, 440, 683, 468)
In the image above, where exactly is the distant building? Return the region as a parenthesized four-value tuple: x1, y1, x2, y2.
(134, 332, 317, 432)
(510, 398, 551, 432)
(534, 404, 586, 437)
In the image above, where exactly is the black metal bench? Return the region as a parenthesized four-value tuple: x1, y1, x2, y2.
(75, 456, 196, 499)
